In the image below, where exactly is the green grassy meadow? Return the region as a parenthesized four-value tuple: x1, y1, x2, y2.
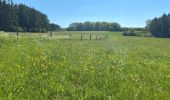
(0, 31, 170, 99)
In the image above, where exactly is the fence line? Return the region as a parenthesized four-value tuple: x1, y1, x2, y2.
(13, 32, 108, 40)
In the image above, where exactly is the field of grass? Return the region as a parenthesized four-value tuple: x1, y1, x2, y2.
(0, 31, 170, 99)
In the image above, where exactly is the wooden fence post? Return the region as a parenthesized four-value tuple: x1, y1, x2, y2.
(50, 32, 52, 37)
(16, 31, 19, 37)
(90, 34, 92, 40)
(81, 34, 83, 40)
(96, 35, 97, 40)
(16, 26, 19, 37)
(69, 33, 71, 39)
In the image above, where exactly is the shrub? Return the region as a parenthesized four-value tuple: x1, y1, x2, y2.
(122, 31, 137, 36)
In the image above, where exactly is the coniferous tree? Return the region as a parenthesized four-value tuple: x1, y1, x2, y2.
(0, 0, 51, 32)
(148, 13, 170, 38)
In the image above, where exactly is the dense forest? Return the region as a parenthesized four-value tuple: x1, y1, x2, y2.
(67, 22, 121, 31)
(0, 0, 60, 32)
(147, 13, 170, 38)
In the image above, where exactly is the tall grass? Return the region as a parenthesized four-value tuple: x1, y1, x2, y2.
(0, 31, 170, 99)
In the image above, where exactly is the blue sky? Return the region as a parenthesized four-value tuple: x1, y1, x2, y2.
(13, 0, 170, 28)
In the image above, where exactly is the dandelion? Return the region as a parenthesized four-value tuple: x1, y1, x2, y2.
(90, 66, 94, 69)
(41, 64, 45, 67)
(16, 65, 20, 68)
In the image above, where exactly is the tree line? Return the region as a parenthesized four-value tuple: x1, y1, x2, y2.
(0, 0, 60, 32)
(2, 0, 170, 38)
(147, 13, 170, 38)
(67, 22, 121, 31)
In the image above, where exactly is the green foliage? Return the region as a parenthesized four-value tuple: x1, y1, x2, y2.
(67, 22, 121, 31)
(147, 13, 170, 38)
(122, 28, 149, 37)
(0, 31, 170, 99)
(0, 0, 50, 32)
(122, 30, 138, 36)
(49, 23, 61, 31)
(122, 27, 146, 32)
(0, 0, 18, 31)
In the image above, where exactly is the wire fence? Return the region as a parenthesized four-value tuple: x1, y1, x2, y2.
(0, 31, 109, 40)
